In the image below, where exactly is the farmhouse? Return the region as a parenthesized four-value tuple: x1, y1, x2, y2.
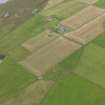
(57, 24, 69, 33)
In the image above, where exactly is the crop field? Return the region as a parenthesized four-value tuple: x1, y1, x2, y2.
(1, 0, 105, 105)
(22, 30, 59, 52)
(41, 0, 88, 19)
(61, 5, 105, 29)
(64, 13, 105, 44)
(21, 37, 81, 76)
(2, 80, 53, 105)
(61, 4, 105, 45)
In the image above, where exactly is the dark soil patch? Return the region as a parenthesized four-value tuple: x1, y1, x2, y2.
(0, 54, 5, 60)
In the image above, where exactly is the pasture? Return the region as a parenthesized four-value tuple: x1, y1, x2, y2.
(93, 32, 105, 47)
(42, 74, 105, 105)
(96, 0, 105, 8)
(74, 44, 105, 88)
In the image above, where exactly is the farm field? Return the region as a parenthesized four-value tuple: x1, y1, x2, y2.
(1, 0, 105, 105)
(0, 57, 36, 104)
(64, 13, 105, 44)
(2, 80, 53, 105)
(41, 0, 88, 19)
(74, 44, 105, 88)
(61, 5, 105, 29)
(42, 74, 105, 105)
(22, 30, 60, 52)
(21, 37, 81, 76)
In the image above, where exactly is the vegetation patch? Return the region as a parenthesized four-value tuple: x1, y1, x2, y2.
(93, 32, 105, 48)
(96, 0, 105, 8)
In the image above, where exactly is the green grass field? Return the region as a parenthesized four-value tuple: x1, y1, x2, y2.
(42, 74, 105, 105)
(96, 0, 105, 8)
(74, 44, 105, 88)
(93, 32, 105, 48)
